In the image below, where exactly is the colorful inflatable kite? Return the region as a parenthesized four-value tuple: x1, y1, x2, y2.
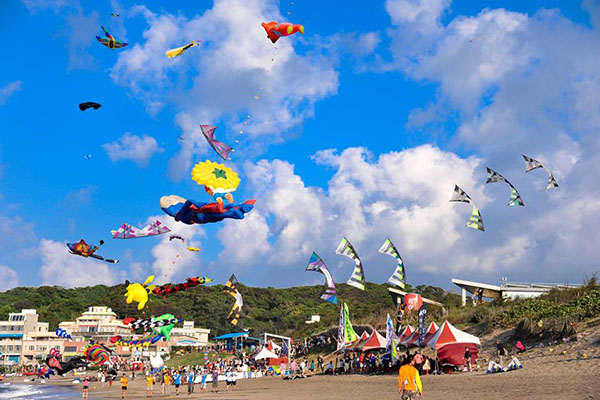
(261, 21, 304, 43)
(151, 277, 213, 297)
(124, 276, 157, 310)
(522, 154, 559, 190)
(151, 314, 180, 341)
(449, 185, 484, 231)
(486, 167, 524, 206)
(67, 239, 119, 263)
(83, 342, 111, 366)
(46, 355, 87, 375)
(79, 102, 101, 111)
(111, 334, 163, 347)
(96, 25, 128, 49)
(201, 125, 233, 161)
(223, 274, 243, 326)
(124, 315, 183, 331)
(165, 40, 201, 58)
(111, 220, 171, 239)
(191, 161, 240, 191)
(335, 237, 366, 290)
(305, 252, 338, 304)
(160, 195, 255, 225)
(378, 239, 406, 289)
(55, 328, 72, 340)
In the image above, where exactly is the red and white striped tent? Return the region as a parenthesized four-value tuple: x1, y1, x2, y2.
(360, 330, 387, 351)
(346, 331, 370, 351)
(428, 321, 480, 366)
(402, 322, 439, 347)
(397, 326, 414, 347)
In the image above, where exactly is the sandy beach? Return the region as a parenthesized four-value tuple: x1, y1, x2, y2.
(9, 337, 599, 400)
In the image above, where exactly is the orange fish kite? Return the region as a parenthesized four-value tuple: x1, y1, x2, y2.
(261, 21, 304, 43)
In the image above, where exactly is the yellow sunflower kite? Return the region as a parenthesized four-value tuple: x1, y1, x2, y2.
(191, 161, 241, 191)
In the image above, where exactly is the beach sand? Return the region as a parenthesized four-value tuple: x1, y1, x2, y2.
(8, 329, 599, 399)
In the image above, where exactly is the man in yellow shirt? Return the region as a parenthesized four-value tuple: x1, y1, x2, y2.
(120, 374, 128, 399)
(398, 355, 422, 399)
(146, 374, 154, 397)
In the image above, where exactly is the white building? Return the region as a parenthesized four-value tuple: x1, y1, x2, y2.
(59, 306, 131, 342)
(0, 309, 48, 366)
(452, 278, 581, 306)
(169, 321, 210, 347)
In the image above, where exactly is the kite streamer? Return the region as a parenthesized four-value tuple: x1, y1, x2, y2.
(335, 237, 366, 290)
(378, 239, 406, 289)
(305, 252, 338, 304)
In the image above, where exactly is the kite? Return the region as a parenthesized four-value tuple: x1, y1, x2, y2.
(124, 315, 183, 331)
(83, 342, 111, 366)
(79, 102, 101, 111)
(46, 355, 87, 375)
(124, 275, 157, 310)
(223, 274, 243, 326)
(111, 220, 171, 239)
(449, 185, 484, 232)
(261, 21, 304, 43)
(160, 195, 255, 225)
(169, 235, 185, 242)
(83, 154, 92, 160)
(151, 277, 213, 297)
(96, 25, 128, 49)
(111, 334, 163, 347)
(486, 167, 524, 206)
(151, 314, 180, 341)
(305, 252, 338, 304)
(335, 237, 366, 290)
(111, 13, 119, 17)
(187, 247, 200, 252)
(191, 160, 240, 191)
(200, 125, 233, 161)
(166, 40, 202, 58)
(55, 328, 72, 340)
(522, 155, 559, 190)
(67, 239, 119, 263)
(378, 238, 406, 289)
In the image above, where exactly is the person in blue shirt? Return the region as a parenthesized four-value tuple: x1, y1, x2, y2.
(187, 370, 195, 394)
(173, 372, 182, 396)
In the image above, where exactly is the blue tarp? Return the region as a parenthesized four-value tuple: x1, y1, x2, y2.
(0, 334, 23, 338)
(214, 332, 248, 340)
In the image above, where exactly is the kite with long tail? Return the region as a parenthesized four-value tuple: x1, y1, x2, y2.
(151, 277, 213, 297)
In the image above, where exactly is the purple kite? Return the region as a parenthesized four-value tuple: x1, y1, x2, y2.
(201, 125, 233, 160)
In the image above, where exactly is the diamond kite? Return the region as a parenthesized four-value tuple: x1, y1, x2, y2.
(111, 220, 171, 239)
(378, 238, 407, 289)
(522, 154, 559, 190)
(261, 21, 304, 43)
(486, 167, 524, 206)
(96, 25, 128, 49)
(449, 185, 484, 231)
(67, 239, 119, 263)
(223, 274, 243, 326)
(305, 252, 338, 304)
(335, 237, 366, 290)
(165, 40, 202, 58)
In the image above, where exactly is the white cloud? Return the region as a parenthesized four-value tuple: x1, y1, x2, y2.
(110, 0, 340, 180)
(0, 81, 22, 105)
(103, 133, 163, 167)
(21, 0, 70, 12)
(39, 239, 124, 287)
(0, 265, 19, 291)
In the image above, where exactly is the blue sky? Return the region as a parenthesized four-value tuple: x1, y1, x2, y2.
(1, 0, 599, 291)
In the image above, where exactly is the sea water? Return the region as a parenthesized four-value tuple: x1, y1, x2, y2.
(0, 382, 80, 399)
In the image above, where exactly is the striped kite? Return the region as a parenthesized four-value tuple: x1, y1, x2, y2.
(449, 185, 484, 232)
(223, 274, 243, 326)
(305, 252, 338, 304)
(335, 237, 366, 290)
(111, 220, 171, 239)
(378, 238, 406, 289)
(486, 167, 524, 206)
(522, 155, 559, 190)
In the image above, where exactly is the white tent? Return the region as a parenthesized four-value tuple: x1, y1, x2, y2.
(254, 347, 279, 360)
(427, 320, 480, 366)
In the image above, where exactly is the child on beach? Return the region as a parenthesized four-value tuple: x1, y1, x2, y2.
(146, 374, 154, 397)
(82, 375, 89, 399)
(163, 373, 171, 396)
(174, 372, 182, 395)
(120, 374, 128, 399)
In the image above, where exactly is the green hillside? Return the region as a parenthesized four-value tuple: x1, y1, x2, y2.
(0, 282, 460, 338)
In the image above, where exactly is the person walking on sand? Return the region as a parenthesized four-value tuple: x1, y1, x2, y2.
(464, 347, 472, 372)
(82, 375, 89, 399)
(398, 355, 422, 400)
(120, 373, 128, 400)
(174, 371, 182, 396)
(211, 368, 219, 391)
(496, 340, 507, 366)
(187, 369, 195, 395)
(163, 373, 171, 396)
(146, 374, 154, 397)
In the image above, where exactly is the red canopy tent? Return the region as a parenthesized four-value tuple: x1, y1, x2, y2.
(397, 326, 414, 347)
(346, 331, 370, 351)
(428, 321, 480, 366)
(359, 330, 387, 351)
(402, 321, 439, 347)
